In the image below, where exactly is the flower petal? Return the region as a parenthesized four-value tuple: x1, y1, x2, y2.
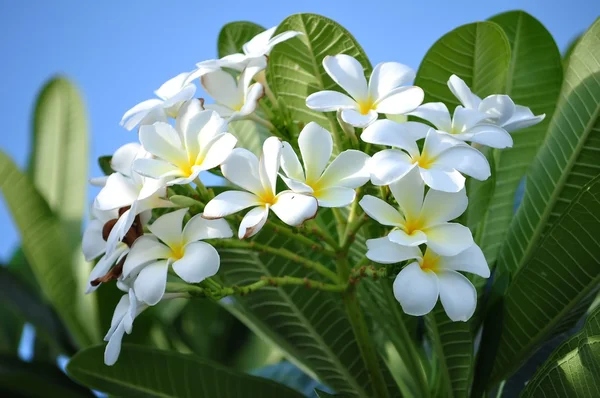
(264, 30, 302, 54)
(271, 192, 318, 226)
(104, 322, 126, 366)
(172, 241, 220, 283)
(235, 83, 264, 118)
(455, 124, 513, 148)
(439, 243, 490, 278)
(201, 70, 240, 108)
(452, 106, 491, 133)
(366, 237, 420, 264)
(281, 175, 313, 193)
(323, 54, 368, 101)
(221, 148, 263, 194)
(388, 166, 424, 218)
(435, 146, 491, 181)
(393, 262, 439, 316)
(423, 223, 473, 256)
(478, 94, 515, 125)
(122, 235, 171, 278)
(148, 208, 188, 247)
(259, 137, 283, 195)
(409, 102, 452, 131)
(368, 149, 415, 186)
(420, 187, 468, 226)
(340, 108, 378, 128)
(138, 122, 186, 164)
(133, 158, 183, 180)
(360, 120, 419, 155)
(359, 195, 403, 226)
(203, 191, 260, 219)
(388, 229, 428, 247)
(238, 206, 269, 239)
(243, 27, 276, 55)
(175, 99, 205, 136)
(419, 167, 465, 193)
(280, 142, 305, 181)
(502, 105, 545, 132)
(205, 104, 234, 118)
(120, 99, 162, 131)
(437, 270, 477, 321)
(319, 150, 370, 189)
(154, 72, 188, 99)
(82, 219, 106, 261)
(86, 246, 129, 293)
(133, 260, 169, 306)
(94, 173, 139, 211)
(447, 74, 481, 110)
(182, 213, 233, 243)
(314, 186, 356, 208)
(374, 86, 424, 115)
(368, 62, 416, 99)
(200, 133, 238, 171)
(111, 143, 144, 177)
(306, 91, 357, 112)
(298, 122, 332, 183)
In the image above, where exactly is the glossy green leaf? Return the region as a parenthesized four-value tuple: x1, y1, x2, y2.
(476, 11, 563, 266)
(563, 33, 582, 70)
(97, 155, 113, 175)
(228, 119, 271, 156)
(267, 13, 371, 152)
(66, 344, 304, 398)
(490, 174, 600, 383)
(218, 21, 265, 58)
(0, 151, 99, 347)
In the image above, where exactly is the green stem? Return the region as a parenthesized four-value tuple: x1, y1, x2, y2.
(246, 113, 276, 132)
(341, 214, 369, 252)
(302, 220, 339, 250)
(193, 177, 212, 200)
(331, 208, 347, 243)
(263, 220, 337, 257)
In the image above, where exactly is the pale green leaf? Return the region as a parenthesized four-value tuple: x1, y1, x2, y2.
(228, 119, 271, 156)
(218, 21, 265, 58)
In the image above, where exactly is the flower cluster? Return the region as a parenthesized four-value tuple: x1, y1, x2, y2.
(83, 26, 544, 365)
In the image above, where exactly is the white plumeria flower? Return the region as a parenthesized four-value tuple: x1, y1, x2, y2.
(448, 74, 545, 132)
(134, 102, 237, 185)
(409, 102, 513, 148)
(104, 289, 147, 365)
(94, 143, 173, 255)
(120, 72, 201, 131)
(280, 122, 370, 207)
(361, 120, 490, 192)
(366, 238, 489, 321)
(306, 54, 424, 127)
(215, 26, 302, 71)
(359, 167, 473, 256)
(203, 137, 319, 239)
(122, 208, 232, 306)
(201, 58, 265, 121)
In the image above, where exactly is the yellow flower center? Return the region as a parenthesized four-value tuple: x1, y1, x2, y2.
(411, 151, 435, 169)
(170, 243, 185, 261)
(258, 190, 277, 206)
(403, 217, 424, 236)
(357, 97, 375, 115)
(419, 250, 440, 273)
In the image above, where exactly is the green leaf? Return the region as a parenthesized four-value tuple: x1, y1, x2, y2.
(267, 13, 371, 152)
(0, 151, 99, 347)
(29, 77, 88, 246)
(466, 147, 497, 232)
(490, 174, 600, 383)
(66, 344, 304, 397)
(228, 119, 271, 156)
(522, 307, 600, 397)
(315, 388, 337, 397)
(563, 33, 582, 70)
(476, 11, 563, 266)
(414, 21, 511, 108)
(97, 155, 113, 175)
(218, 21, 265, 58)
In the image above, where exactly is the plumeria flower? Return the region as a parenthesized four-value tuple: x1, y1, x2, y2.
(122, 208, 232, 306)
(94, 143, 173, 255)
(201, 58, 265, 121)
(279, 122, 370, 207)
(203, 137, 318, 239)
(134, 102, 237, 185)
(448, 74, 545, 132)
(361, 120, 490, 192)
(214, 26, 302, 71)
(306, 54, 424, 127)
(104, 289, 147, 365)
(359, 167, 473, 256)
(409, 102, 513, 148)
(366, 238, 490, 321)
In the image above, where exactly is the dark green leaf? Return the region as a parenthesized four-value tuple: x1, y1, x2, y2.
(97, 155, 113, 175)
(218, 21, 265, 58)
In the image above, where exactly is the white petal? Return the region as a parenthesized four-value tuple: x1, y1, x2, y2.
(374, 86, 424, 114)
(104, 322, 126, 366)
(455, 124, 513, 149)
(421, 187, 468, 226)
(368, 62, 415, 99)
(388, 229, 428, 247)
(280, 142, 305, 181)
(281, 175, 313, 193)
(133, 158, 183, 180)
(452, 106, 491, 133)
(199, 133, 238, 171)
(340, 108, 378, 128)
(86, 247, 128, 293)
(172, 241, 220, 283)
(138, 123, 186, 164)
(409, 102, 452, 131)
(120, 99, 162, 131)
(185, 62, 221, 84)
(271, 192, 318, 226)
(89, 176, 108, 187)
(175, 99, 205, 140)
(94, 173, 138, 211)
(264, 30, 302, 54)
(393, 262, 439, 316)
(422, 128, 463, 158)
(205, 103, 234, 118)
(238, 206, 269, 239)
(298, 122, 332, 183)
(423, 223, 473, 256)
(439, 244, 490, 278)
(360, 120, 419, 155)
(502, 105, 545, 132)
(122, 235, 171, 278)
(359, 195, 404, 226)
(104, 206, 137, 255)
(368, 149, 415, 186)
(195, 111, 228, 149)
(161, 85, 196, 114)
(319, 150, 370, 189)
(306, 91, 357, 111)
(235, 83, 264, 118)
(243, 27, 276, 55)
(437, 270, 477, 321)
(447, 75, 481, 110)
(203, 191, 260, 219)
(259, 137, 283, 195)
(133, 260, 169, 306)
(182, 213, 233, 242)
(435, 146, 491, 181)
(388, 166, 424, 218)
(82, 219, 106, 261)
(215, 53, 248, 71)
(221, 148, 263, 194)
(201, 70, 241, 108)
(111, 143, 143, 177)
(107, 294, 130, 334)
(148, 208, 187, 247)
(314, 186, 356, 208)
(419, 167, 465, 193)
(366, 237, 420, 264)
(323, 54, 368, 102)
(478, 95, 515, 126)
(154, 72, 189, 99)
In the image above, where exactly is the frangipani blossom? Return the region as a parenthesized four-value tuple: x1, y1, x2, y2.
(201, 58, 265, 121)
(306, 54, 424, 127)
(448, 74, 545, 132)
(203, 137, 319, 239)
(409, 102, 513, 148)
(122, 209, 232, 306)
(359, 167, 473, 256)
(280, 122, 370, 207)
(94, 143, 173, 255)
(104, 289, 147, 365)
(134, 103, 237, 185)
(362, 120, 490, 192)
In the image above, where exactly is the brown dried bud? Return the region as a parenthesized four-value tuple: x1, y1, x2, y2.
(102, 219, 118, 241)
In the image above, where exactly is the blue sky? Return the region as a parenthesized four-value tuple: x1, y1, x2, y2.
(0, 0, 598, 260)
